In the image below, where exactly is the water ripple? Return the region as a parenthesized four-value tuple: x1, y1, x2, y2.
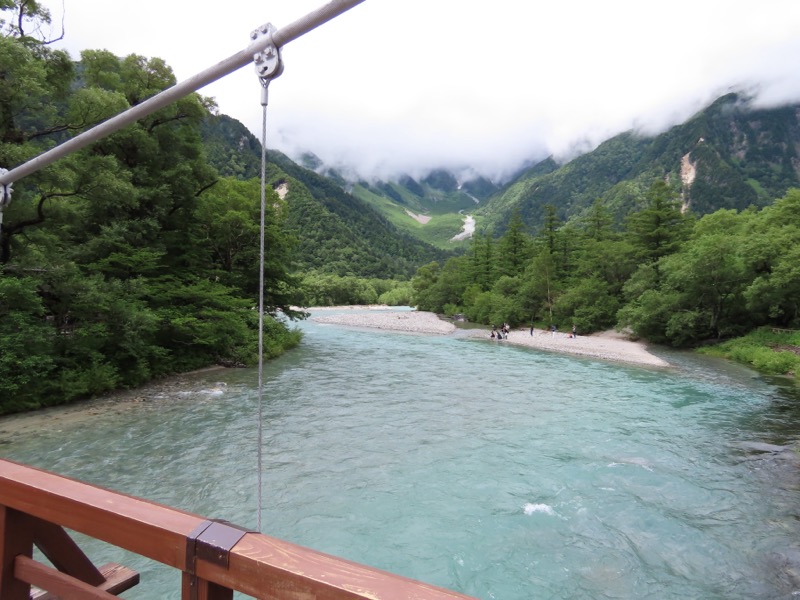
(3, 313, 800, 599)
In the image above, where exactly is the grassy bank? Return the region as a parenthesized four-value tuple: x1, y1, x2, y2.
(698, 327, 800, 378)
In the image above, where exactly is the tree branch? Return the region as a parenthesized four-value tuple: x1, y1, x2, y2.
(194, 179, 218, 198)
(0, 189, 81, 264)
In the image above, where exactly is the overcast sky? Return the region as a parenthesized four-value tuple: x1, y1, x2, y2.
(36, 0, 800, 182)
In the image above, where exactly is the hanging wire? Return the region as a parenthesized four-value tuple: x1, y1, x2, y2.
(253, 19, 282, 535)
(0, 0, 364, 536)
(257, 84, 270, 533)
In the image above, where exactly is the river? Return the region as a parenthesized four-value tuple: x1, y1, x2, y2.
(3, 308, 800, 599)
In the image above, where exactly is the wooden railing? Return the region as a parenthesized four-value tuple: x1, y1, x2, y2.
(0, 459, 476, 599)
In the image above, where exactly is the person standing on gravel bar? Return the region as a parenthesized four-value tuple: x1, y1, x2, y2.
(572, 324, 577, 338)
(551, 324, 556, 338)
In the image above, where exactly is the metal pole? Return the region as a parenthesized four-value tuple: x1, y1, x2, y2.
(0, 0, 366, 188)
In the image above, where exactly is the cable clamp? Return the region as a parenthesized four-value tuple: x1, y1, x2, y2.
(252, 23, 284, 86)
(0, 168, 12, 210)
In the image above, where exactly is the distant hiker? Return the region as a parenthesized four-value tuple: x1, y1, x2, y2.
(551, 324, 556, 338)
(572, 324, 577, 338)
(530, 325, 534, 336)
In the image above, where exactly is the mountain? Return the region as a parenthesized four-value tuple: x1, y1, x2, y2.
(201, 115, 451, 278)
(200, 115, 262, 180)
(306, 166, 497, 249)
(348, 171, 493, 249)
(277, 149, 503, 249)
(479, 93, 800, 233)
(298, 93, 800, 246)
(205, 93, 800, 264)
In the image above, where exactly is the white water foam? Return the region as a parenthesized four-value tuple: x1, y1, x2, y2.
(523, 503, 556, 516)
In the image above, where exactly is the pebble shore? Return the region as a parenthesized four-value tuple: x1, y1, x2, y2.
(313, 309, 457, 335)
(497, 328, 670, 367)
(311, 307, 669, 367)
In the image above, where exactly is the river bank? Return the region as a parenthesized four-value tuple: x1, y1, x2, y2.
(1, 310, 667, 440)
(310, 307, 669, 367)
(0, 366, 228, 441)
(492, 327, 670, 367)
(313, 309, 457, 335)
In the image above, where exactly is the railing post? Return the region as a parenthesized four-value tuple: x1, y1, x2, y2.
(0, 505, 34, 599)
(182, 573, 234, 600)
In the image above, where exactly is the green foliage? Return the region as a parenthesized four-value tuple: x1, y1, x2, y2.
(616, 286, 680, 345)
(411, 261, 441, 311)
(262, 315, 303, 359)
(378, 283, 414, 306)
(699, 328, 800, 376)
(517, 250, 558, 324)
(296, 273, 413, 308)
(741, 190, 800, 326)
(200, 114, 262, 179)
(0, 30, 304, 415)
(462, 290, 490, 323)
(624, 180, 691, 262)
(554, 278, 620, 333)
(261, 151, 450, 278)
(478, 132, 650, 234)
(300, 272, 380, 306)
(410, 256, 469, 313)
(0, 275, 56, 413)
(689, 143, 759, 212)
(618, 188, 800, 347)
(496, 211, 531, 277)
(409, 178, 800, 364)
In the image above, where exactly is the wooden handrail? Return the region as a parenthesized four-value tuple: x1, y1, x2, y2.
(0, 459, 476, 599)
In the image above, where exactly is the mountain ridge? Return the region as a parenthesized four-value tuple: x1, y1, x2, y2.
(201, 114, 452, 277)
(205, 92, 800, 262)
(477, 92, 800, 233)
(297, 92, 800, 243)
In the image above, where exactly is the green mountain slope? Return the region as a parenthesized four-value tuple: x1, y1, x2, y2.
(341, 167, 497, 249)
(479, 93, 800, 233)
(201, 115, 451, 277)
(206, 93, 800, 259)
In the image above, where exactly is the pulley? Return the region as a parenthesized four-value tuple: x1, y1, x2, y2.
(0, 168, 11, 208)
(0, 168, 11, 232)
(251, 23, 284, 106)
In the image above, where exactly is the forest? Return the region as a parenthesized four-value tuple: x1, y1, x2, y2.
(0, 3, 304, 413)
(411, 180, 800, 375)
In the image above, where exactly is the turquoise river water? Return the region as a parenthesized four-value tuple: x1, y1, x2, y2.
(3, 308, 800, 599)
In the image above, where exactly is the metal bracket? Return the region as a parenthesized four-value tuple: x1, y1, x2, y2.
(0, 168, 12, 211)
(186, 519, 254, 572)
(184, 519, 255, 600)
(252, 23, 284, 86)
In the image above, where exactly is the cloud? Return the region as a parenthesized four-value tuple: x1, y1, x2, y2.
(37, 0, 800, 182)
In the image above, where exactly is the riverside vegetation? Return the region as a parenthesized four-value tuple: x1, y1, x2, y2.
(0, 4, 309, 413)
(410, 182, 800, 379)
(1, 2, 798, 416)
(0, 2, 444, 415)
